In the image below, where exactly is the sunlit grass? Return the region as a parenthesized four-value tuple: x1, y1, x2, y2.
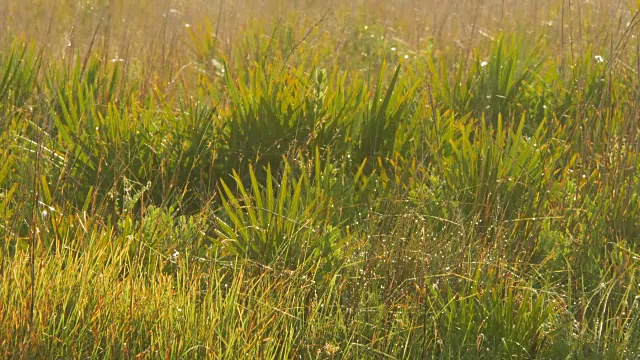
(1, 0, 640, 358)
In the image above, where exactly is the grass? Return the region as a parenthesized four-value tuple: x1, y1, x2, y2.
(1, 0, 640, 358)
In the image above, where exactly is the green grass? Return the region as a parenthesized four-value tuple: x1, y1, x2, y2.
(2, 0, 640, 358)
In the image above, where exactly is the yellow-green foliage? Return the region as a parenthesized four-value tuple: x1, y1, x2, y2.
(1, 1, 640, 358)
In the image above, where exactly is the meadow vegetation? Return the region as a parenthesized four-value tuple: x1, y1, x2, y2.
(1, 0, 640, 358)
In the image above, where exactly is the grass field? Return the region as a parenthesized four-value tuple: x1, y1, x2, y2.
(1, 0, 640, 358)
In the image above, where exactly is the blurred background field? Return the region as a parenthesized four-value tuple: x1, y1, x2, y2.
(1, 0, 640, 358)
